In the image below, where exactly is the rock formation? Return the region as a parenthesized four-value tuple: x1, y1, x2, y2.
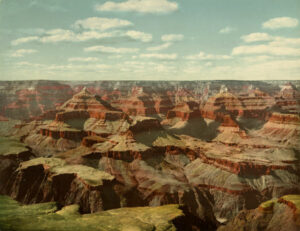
(13, 88, 130, 154)
(255, 112, 300, 148)
(2, 157, 119, 213)
(0, 80, 299, 231)
(218, 195, 300, 231)
(1, 80, 73, 120)
(275, 83, 300, 113)
(114, 86, 158, 116)
(201, 91, 244, 121)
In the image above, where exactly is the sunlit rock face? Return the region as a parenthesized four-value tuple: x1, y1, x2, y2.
(201, 91, 244, 121)
(9, 87, 130, 155)
(217, 195, 300, 231)
(113, 87, 158, 117)
(254, 112, 300, 149)
(0, 80, 299, 231)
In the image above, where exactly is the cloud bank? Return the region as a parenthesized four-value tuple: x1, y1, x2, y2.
(95, 0, 178, 14)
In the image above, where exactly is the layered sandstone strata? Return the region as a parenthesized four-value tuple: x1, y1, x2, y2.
(213, 114, 248, 145)
(0, 137, 35, 197)
(275, 83, 300, 113)
(238, 88, 275, 119)
(201, 91, 244, 120)
(218, 195, 300, 231)
(2, 157, 118, 213)
(20, 88, 131, 154)
(114, 87, 157, 116)
(166, 101, 201, 121)
(255, 112, 300, 148)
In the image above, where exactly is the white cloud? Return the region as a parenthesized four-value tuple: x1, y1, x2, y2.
(234, 34, 300, 69)
(11, 49, 37, 57)
(40, 29, 76, 43)
(11, 36, 39, 46)
(11, 17, 151, 45)
(16, 61, 111, 72)
(11, 30, 114, 45)
(140, 53, 177, 60)
(68, 57, 99, 62)
(236, 59, 300, 80)
(108, 55, 122, 59)
(180, 56, 300, 80)
(251, 59, 300, 70)
(242, 55, 273, 63)
(232, 44, 300, 56)
(147, 42, 172, 51)
(73, 17, 133, 31)
(219, 26, 235, 34)
(270, 37, 300, 47)
(75, 31, 119, 41)
(85, 45, 139, 54)
(241, 33, 273, 43)
(262, 17, 299, 30)
(161, 34, 184, 42)
(240, 33, 300, 49)
(11, 29, 152, 44)
(95, 0, 178, 14)
(125, 30, 152, 42)
(185, 51, 231, 60)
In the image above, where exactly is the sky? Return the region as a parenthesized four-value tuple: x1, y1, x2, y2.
(0, 0, 299, 81)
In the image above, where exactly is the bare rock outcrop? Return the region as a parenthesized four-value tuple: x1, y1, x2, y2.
(2, 157, 120, 213)
(218, 195, 300, 231)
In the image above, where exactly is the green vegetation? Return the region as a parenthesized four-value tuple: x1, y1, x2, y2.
(0, 196, 183, 231)
(52, 164, 114, 186)
(153, 134, 185, 148)
(259, 195, 300, 215)
(18, 157, 65, 170)
(0, 120, 20, 136)
(0, 136, 29, 156)
(280, 195, 300, 214)
(259, 199, 277, 212)
(18, 157, 114, 186)
(281, 195, 300, 224)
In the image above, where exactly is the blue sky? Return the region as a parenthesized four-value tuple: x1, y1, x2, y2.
(0, 0, 299, 81)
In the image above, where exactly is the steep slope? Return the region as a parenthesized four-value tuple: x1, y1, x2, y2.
(218, 195, 300, 231)
(238, 87, 275, 119)
(201, 91, 244, 120)
(14, 88, 130, 155)
(275, 83, 300, 113)
(0, 80, 299, 231)
(113, 87, 158, 116)
(0, 137, 34, 194)
(254, 112, 300, 148)
(2, 157, 119, 213)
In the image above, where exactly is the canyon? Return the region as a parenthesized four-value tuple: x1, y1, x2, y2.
(0, 80, 299, 231)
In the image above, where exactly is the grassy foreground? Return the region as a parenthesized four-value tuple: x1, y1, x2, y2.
(0, 195, 184, 231)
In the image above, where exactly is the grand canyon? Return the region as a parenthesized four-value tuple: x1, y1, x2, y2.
(0, 80, 299, 231)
